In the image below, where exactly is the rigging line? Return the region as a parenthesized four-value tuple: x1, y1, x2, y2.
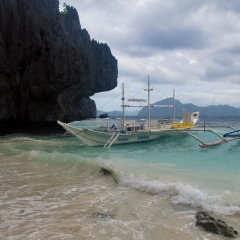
(151, 85, 169, 98)
(125, 84, 148, 103)
(152, 84, 193, 114)
(124, 84, 148, 105)
(120, 90, 147, 112)
(97, 92, 122, 111)
(126, 84, 148, 100)
(115, 92, 133, 112)
(114, 84, 149, 112)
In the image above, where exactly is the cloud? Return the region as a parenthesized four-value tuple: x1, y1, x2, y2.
(59, 0, 240, 110)
(136, 27, 206, 51)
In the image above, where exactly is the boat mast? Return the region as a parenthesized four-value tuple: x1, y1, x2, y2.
(173, 89, 175, 122)
(145, 75, 152, 126)
(148, 76, 150, 126)
(121, 83, 125, 130)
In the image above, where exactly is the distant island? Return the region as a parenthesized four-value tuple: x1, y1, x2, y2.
(97, 98, 240, 117)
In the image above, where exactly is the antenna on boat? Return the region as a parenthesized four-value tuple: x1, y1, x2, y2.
(121, 83, 125, 130)
(144, 75, 153, 126)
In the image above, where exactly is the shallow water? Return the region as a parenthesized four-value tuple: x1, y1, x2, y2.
(1, 117, 240, 239)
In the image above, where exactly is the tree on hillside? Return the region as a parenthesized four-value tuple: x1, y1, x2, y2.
(60, 3, 68, 18)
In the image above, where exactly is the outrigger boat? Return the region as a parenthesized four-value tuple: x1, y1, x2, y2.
(57, 76, 200, 147)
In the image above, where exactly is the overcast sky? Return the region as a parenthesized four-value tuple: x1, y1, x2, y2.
(59, 0, 240, 112)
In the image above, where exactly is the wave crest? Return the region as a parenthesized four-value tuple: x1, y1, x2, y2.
(117, 172, 240, 216)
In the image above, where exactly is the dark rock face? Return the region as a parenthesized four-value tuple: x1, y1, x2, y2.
(0, 0, 118, 127)
(196, 211, 238, 238)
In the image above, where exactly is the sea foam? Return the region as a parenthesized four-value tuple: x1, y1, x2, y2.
(117, 173, 240, 216)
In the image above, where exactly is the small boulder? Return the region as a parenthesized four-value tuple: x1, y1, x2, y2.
(100, 167, 111, 175)
(196, 211, 238, 238)
(93, 212, 114, 220)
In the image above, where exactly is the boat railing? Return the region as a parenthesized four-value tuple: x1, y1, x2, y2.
(195, 124, 236, 130)
(94, 124, 118, 132)
(143, 119, 177, 130)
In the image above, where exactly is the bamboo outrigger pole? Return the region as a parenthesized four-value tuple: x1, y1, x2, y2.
(121, 83, 125, 130)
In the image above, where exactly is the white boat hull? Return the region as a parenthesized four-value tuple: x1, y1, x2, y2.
(57, 120, 189, 146)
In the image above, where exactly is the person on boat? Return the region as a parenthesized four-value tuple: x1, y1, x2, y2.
(111, 124, 117, 130)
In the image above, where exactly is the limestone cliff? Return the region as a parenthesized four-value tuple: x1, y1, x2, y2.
(0, 0, 118, 128)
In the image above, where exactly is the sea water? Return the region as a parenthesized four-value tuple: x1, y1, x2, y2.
(1, 116, 240, 240)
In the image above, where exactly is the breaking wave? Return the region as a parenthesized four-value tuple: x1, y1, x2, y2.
(116, 172, 240, 216)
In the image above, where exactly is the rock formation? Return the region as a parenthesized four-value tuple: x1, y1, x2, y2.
(98, 113, 109, 119)
(195, 211, 238, 238)
(0, 0, 118, 132)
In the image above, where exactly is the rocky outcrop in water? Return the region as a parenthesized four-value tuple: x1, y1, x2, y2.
(98, 113, 109, 119)
(195, 211, 238, 238)
(0, 0, 118, 131)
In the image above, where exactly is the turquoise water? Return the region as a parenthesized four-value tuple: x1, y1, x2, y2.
(0, 116, 240, 239)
